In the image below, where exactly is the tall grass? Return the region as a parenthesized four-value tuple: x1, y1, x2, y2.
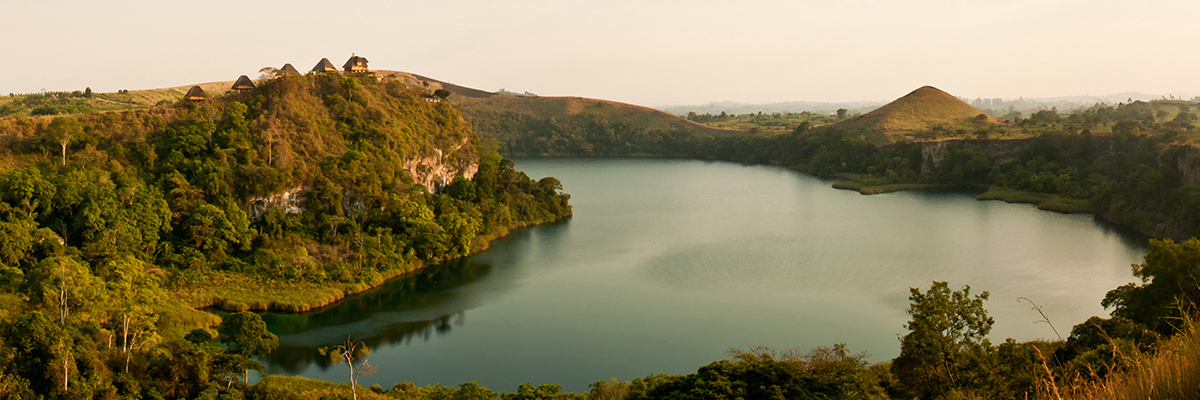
(1057, 315, 1200, 400)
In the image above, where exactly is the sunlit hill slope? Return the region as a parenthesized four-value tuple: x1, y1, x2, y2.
(372, 71, 744, 138)
(833, 85, 1003, 145)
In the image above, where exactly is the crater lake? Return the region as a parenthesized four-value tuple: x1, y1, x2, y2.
(259, 158, 1148, 392)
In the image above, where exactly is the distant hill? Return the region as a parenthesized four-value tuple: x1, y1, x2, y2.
(831, 86, 999, 145)
(372, 70, 744, 138)
(658, 100, 885, 117)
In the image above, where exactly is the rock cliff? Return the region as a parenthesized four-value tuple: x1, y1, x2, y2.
(917, 138, 1034, 172)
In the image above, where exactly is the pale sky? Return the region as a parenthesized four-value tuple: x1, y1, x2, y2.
(3, 0, 1198, 106)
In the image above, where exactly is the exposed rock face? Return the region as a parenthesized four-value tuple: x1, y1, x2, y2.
(1169, 145, 1200, 186)
(403, 146, 479, 193)
(247, 140, 478, 221)
(248, 186, 308, 221)
(916, 138, 1034, 172)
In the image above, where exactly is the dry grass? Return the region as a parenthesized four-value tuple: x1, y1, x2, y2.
(373, 69, 744, 137)
(254, 375, 393, 400)
(96, 81, 235, 107)
(835, 86, 1004, 145)
(457, 94, 743, 137)
(1057, 316, 1200, 400)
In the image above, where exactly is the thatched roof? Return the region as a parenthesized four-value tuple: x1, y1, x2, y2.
(312, 58, 337, 73)
(280, 63, 300, 75)
(184, 86, 207, 100)
(231, 75, 256, 90)
(343, 54, 369, 71)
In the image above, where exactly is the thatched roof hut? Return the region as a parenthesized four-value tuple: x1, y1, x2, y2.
(343, 54, 369, 72)
(184, 86, 208, 101)
(231, 75, 256, 91)
(280, 63, 301, 75)
(312, 58, 337, 73)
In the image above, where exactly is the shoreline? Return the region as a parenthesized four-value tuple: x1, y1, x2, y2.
(831, 180, 946, 194)
(174, 216, 568, 316)
(832, 178, 1094, 213)
(974, 187, 1094, 214)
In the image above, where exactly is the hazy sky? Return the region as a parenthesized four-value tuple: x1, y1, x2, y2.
(3, 0, 1198, 106)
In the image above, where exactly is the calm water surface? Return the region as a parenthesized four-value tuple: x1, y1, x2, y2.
(260, 158, 1148, 391)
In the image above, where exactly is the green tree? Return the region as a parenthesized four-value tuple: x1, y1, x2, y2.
(792, 121, 812, 134)
(0, 218, 36, 271)
(217, 311, 278, 384)
(185, 201, 252, 258)
(837, 108, 848, 120)
(502, 383, 567, 400)
(1112, 119, 1141, 135)
(149, 337, 221, 398)
(0, 167, 56, 220)
(5, 311, 65, 395)
(1103, 238, 1200, 333)
(98, 255, 166, 373)
(891, 281, 994, 399)
(26, 257, 105, 325)
(44, 117, 84, 166)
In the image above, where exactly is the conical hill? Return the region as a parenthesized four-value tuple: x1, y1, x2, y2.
(835, 86, 994, 144)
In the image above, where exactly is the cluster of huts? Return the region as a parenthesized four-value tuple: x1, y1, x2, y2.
(184, 54, 370, 101)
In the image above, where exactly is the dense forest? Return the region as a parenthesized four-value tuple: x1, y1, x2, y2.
(0, 72, 571, 399)
(3, 72, 1200, 399)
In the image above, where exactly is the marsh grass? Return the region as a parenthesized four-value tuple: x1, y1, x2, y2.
(976, 187, 1094, 214)
(831, 173, 945, 194)
(833, 180, 945, 194)
(1057, 315, 1200, 400)
(154, 299, 222, 340)
(175, 266, 421, 313)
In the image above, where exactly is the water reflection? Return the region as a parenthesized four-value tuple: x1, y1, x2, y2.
(257, 158, 1151, 391)
(260, 258, 490, 374)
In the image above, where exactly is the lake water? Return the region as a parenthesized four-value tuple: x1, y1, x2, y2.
(259, 158, 1148, 392)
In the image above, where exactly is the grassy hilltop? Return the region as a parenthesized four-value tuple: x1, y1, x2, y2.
(0, 81, 235, 116)
(385, 71, 740, 135)
(832, 85, 1005, 144)
(370, 70, 747, 157)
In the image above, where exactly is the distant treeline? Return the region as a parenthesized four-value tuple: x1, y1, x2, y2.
(475, 100, 1200, 239)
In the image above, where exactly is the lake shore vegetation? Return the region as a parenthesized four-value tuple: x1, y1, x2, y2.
(3, 72, 1200, 399)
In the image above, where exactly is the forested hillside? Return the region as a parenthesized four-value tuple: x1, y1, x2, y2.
(0, 72, 571, 398)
